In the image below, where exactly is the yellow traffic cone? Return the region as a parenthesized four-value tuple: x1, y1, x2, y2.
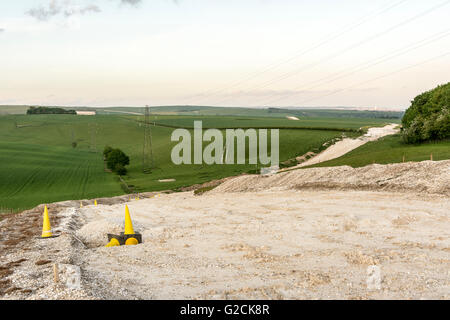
(94, 200, 98, 206)
(124, 205, 135, 235)
(41, 205, 53, 238)
(106, 238, 120, 247)
(124, 205, 138, 246)
(125, 237, 138, 246)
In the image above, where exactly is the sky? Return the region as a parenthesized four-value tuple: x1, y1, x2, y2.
(0, 0, 449, 110)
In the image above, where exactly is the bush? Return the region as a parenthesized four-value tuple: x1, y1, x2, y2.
(402, 83, 450, 143)
(103, 146, 130, 175)
(114, 164, 127, 176)
(103, 146, 113, 159)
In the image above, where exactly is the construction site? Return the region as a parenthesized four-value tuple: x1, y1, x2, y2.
(1, 0, 450, 304)
(1, 160, 449, 300)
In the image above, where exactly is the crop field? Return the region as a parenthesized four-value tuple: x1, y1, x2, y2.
(139, 115, 395, 131)
(310, 134, 450, 168)
(89, 105, 404, 120)
(0, 142, 123, 212)
(0, 105, 30, 115)
(5, 104, 403, 120)
(0, 111, 396, 211)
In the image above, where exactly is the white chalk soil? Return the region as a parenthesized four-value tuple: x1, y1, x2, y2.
(1, 161, 449, 300)
(77, 189, 449, 300)
(281, 124, 399, 171)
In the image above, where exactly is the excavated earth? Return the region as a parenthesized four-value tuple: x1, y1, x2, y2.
(0, 161, 449, 300)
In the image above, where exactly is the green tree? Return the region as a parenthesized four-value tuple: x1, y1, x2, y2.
(103, 146, 114, 159)
(105, 147, 130, 175)
(402, 83, 450, 143)
(114, 164, 127, 176)
(27, 106, 76, 115)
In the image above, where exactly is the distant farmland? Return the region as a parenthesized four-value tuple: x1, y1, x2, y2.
(1, 104, 404, 119)
(0, 105, 30, 115)
(141, 114, 395, 131)
(0, 110, 397, 211)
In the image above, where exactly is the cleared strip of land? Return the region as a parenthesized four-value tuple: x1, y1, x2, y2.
(281, 124, 399, 171)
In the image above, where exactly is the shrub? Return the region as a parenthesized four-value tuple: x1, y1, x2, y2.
(402, 83, 450, 143)
(114, 164, 127, 176)
(103, 146, 113, 159)
(104, 146, 130, 175)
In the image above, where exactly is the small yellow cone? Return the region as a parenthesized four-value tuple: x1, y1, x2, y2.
(125, 238, 138, 246)
(94, 200, 98, 206)
(124, 205, 135, 235)
(80, 202, 83, 208)
(106, 238, 120, 247)
(41, 205, 53, 238)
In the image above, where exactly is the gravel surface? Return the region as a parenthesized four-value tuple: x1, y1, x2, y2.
(215, 160, 450, 195)
(1, 161, 449, 300)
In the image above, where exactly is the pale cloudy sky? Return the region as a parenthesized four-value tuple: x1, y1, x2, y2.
(0, 0, 449, 109)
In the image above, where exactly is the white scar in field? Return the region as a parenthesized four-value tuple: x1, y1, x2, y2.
(281, 123, 399, 171)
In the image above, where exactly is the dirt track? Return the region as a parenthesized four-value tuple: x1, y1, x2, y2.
(1, 160, 449, 300)
(282, 123, 399, 170)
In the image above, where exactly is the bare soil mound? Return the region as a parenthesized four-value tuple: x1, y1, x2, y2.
(213, 160, 450, 195)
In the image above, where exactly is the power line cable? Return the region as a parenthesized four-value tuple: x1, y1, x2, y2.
(213, 0, 450, 106)
(293, 51, 450, 106)
(259, 28, 450, 106)
(186, 0, 409, 105)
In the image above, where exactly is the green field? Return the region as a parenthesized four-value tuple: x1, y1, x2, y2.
(0, 105, 30, 115)
(0, 108, 401, 211)
(141, 115, 395, 131)
(0, 142, 123, 212)
(2, 111, 392, 211)
(309, 134, 450, 168)
(98, 105, 404, 120)
(1, 104, 404, 120)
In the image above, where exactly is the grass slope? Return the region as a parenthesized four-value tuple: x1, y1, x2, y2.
(1, 114, 363, 210)
(310, 134, 450, 168)
(0, 142, 122, 212)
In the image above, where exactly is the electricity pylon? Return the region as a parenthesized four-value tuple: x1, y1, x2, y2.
(89, 121, 98, 152)
(142, 105, 154, 173)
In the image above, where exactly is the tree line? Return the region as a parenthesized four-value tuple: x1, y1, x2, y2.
(27, 106, 76, 115)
